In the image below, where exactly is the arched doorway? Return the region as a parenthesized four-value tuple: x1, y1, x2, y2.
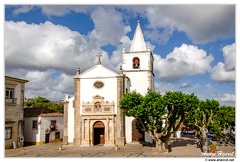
(93, 121, 105, 145)
(132, 119, 144, 142)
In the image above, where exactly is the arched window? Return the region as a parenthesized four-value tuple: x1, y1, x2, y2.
(133, 57, 140, 69)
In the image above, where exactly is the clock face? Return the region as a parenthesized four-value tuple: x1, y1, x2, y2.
(94, 81, 104, 89)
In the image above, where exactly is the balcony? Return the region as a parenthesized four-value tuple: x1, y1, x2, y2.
(5, 98, 17, 104)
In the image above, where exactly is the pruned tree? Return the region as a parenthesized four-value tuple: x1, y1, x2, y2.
(214, 105, 235, 135)
(120, 90, 199, 152)
(185, 99, 220, 145)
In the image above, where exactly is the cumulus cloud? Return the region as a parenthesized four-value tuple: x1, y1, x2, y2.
(223, 43, 236, 71)
(4, 20, 125, 75)
(218, 93, 235, 102)
(11, 5, 34, 15)
(154, 81, 178, 95)
(89, 6, 131, 46)
(11, 5, 234, 45)
(5, 68, 74, 101)
(180, 82, 191, 88)
(154, 43, 214, 81)
(214, 93, 235, 107)
(211, 43, 235, 83)
(143, 5, 235, 44)
(211, 62, 235, 82)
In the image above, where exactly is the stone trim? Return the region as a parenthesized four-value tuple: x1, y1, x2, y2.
(63, 101, 69, 144)
(73, 78, 81, 146)
(115, 76, 126, 146)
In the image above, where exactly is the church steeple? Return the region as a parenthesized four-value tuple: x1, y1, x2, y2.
(129, 20, 147, 52)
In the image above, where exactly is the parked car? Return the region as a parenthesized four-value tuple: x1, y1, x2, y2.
(182, 131, 195, 135)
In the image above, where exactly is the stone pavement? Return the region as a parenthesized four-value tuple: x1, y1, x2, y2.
(4, 137, 235, 158)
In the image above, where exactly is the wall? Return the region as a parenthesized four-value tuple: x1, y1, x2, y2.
(24, 116, 64, 145)
(5, 77, 27, 149)
(80, 77, 118, 114)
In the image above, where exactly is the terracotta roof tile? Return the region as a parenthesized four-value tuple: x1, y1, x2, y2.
(24, 108, 63, 117)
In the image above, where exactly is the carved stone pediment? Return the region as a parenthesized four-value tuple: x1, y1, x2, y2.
(93, 95, 104, 100)
(82, 95, 114, 114)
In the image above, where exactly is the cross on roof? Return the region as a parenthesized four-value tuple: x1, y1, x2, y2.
(97, 53, 102, 65)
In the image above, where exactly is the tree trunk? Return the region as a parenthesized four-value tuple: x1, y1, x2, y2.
(201, 128, 208, 146)
(155, 140, 166, 152)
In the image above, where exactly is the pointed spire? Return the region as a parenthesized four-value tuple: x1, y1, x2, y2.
(130, 20, 147, 52)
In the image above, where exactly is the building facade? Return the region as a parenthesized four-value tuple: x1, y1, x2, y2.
(5, 76, 28, 149)
(64, 20, 154, 146)
(24, 108, 64, 145)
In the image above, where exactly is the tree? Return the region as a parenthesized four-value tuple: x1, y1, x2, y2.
(24, 96, 64, 113)
(25, 96, 50, 108)
(185, 99, 220, 145)
(162, 91, 199, 150)
(215, 105, 235, 135)
(120, 90, 199, 152)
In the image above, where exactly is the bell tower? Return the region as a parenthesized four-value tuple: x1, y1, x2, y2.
(122, 20, 154, 95)
(122, 20, 154, 144)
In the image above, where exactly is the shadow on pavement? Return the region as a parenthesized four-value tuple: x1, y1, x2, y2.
(170, 138, 196, 147)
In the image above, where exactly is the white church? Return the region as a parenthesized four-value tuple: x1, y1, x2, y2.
(63, 20, 155, 147)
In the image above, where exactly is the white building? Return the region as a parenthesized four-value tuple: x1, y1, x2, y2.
(24, 108, 64, 145)
(64, 20, 154, 146)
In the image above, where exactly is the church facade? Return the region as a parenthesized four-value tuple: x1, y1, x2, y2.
(63, 21, 154, 146)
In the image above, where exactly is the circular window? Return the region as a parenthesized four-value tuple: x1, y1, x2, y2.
(94, 81, 104, 89)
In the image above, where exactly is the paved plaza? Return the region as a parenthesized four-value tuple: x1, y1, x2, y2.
(4, 137, 235, 158)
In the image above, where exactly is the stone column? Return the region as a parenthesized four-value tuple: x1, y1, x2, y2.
(73, 68, 81, 146)
(115, 75, 126, 146)
(63, 100, 69, 144)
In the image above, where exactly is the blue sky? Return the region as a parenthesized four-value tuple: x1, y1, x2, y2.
(4, 4, 236, 106)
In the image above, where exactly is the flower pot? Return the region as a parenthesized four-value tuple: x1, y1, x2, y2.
(211, 148, 216, 153)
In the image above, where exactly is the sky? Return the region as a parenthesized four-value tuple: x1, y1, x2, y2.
(3, 3, 237, 107)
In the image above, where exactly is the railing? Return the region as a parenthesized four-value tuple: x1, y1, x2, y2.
(5, 98, 17, 104)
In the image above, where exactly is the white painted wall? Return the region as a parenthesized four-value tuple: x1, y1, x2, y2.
(122, 52, 153, 71)
(125, 72, 150, 95)
(80, 77, 118, 113)
(24, 116, 64, 144)
(24, 117, 40, 142)
(125, 116, 134, 143)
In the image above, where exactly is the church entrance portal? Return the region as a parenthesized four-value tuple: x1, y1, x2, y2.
(132, 119, 144, 142)
(93, 121, 105, 145)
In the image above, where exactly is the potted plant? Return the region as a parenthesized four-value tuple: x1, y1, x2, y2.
(208, 143, 217, 153)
